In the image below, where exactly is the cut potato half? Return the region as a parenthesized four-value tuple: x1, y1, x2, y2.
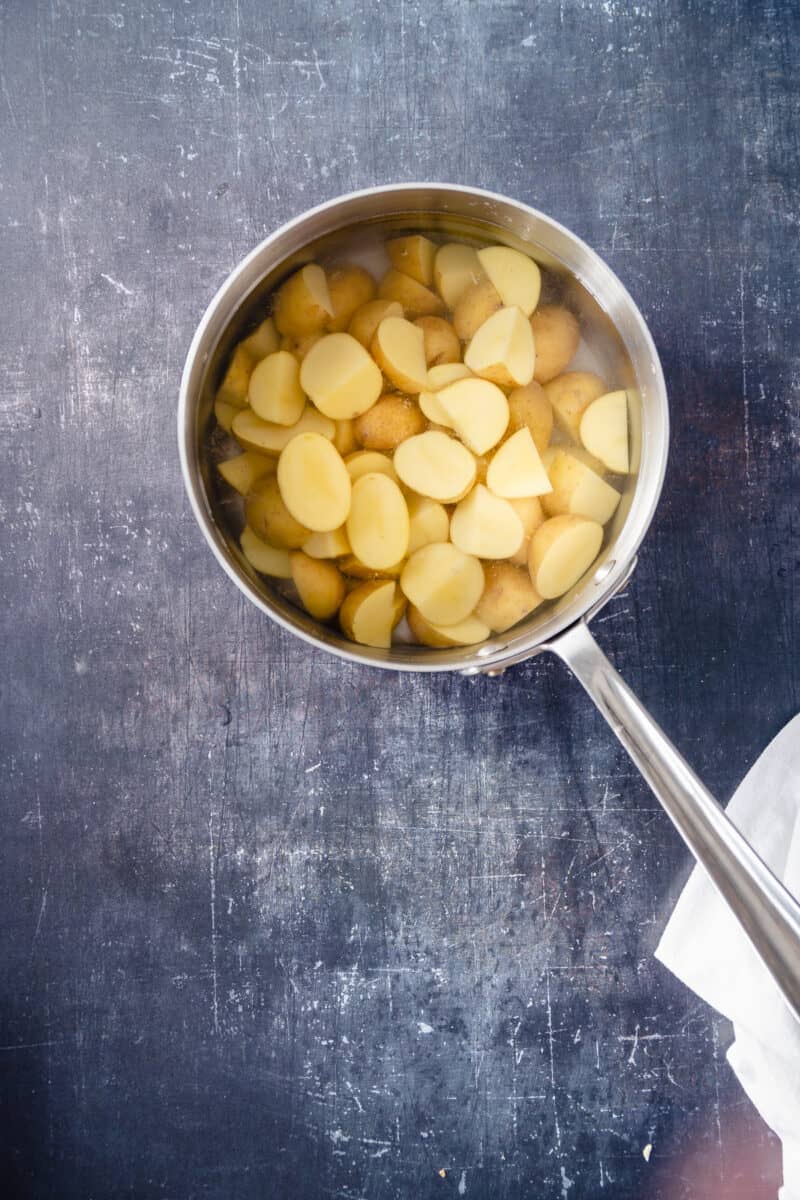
(541, 450, 621, 524)
(218, 450, 275, 495)
(477, 246, 541, 316)
(300, 333, 383, 419)
(354, 394, 425, 450)
(346, 473, 410, 570)
(452, 277, 503, 341)
(464, 305, 536, 389)
(386, 235, 437, 286)
(339, 555, 403, 580)
(507, 381, 553, 454)
(400, 542, 484, 625)
(371, 317, 428, 393)
(528, 515, 603, 599)
(530, 305, 580, 383)
(436, 377, 509, 455)
(216, 344, 254, 409)
(450, 484, 525, 559)
(579, 390, 630, 474)
(302, 525, 351, 559)
(348, 299, 403, 348)
(279, 333, 322, 362)
(214, 396, 238, 432)
(487, 427, 552, 498)
(232, 405, 335, 454)
(406, 495, 450, 554)
(340, 580, 404, 648)
(241, 317, 280, 362)
(418, 363, 471, 425)
(333, 418, 358, 456)
(245, 475, 311, 549)
(508, 494, 546, 566)
(545, 371, 607, 441)
(407, 606, 490, 648)
(345, 450, 400, 484)
(273, 263, 333, 336)
(475, 561, 543, 632)
(326, 266, 376, 332)
(289, 552, 346, 620)
(434, 243, 483, 309)
(240, 526, 293, 578)
(277, 433, 352, 532)
(414, 316, 461, 366)
(393, 431, 477, 502)
(248, 350, 306, 426)
(377, 269, 445, 316)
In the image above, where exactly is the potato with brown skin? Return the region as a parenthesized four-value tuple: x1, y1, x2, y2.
(508, 495, 545, 566)
(216, 344, 254, 409)
(218, 450, 275, 495)
(377, 268, 445, 317)
(544, 371, 607, 441)
(475, 561, 543, 632)
(326, 266, 377, 332)
(370, 317, 428, 393)
(507, 381, 553, 454)
(347, 299, 403, 347)
(528, 514, 603, 599)
(333, 418, 358, 456)
(340, 580, 405, 648)
(386, 235, 437, 285)
(530, 305, 581, 383)
(273, 264, 333, 336)
(353, 395, 426, 451)
(245, 475, 311, 549)
(414, 317, 461, 366)
(240, 317, 280, 361)
(289, 552, 346, 620)
(407, 606, 490, 647)
(280, 333, 323, 362)
(452, 277, 503, 341)
(339, 555, 404, 580)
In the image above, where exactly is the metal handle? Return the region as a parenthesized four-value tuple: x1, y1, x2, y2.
(548, 618, 800, 1025)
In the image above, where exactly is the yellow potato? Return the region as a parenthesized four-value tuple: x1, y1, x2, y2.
(245, 475, 311, 549)
(530, 305, 580, 383)
(452, 277, 503, 341)
(541, 450, 621, 525)
(279, 333, 322, 362)
(528, 514, 603, 599)
(333, 418, 358, 456)
(450, 484, 525, 559)
(302, 525, 351, 558)
(377, 268, 445, 316)
(300, 333, 383, 419)
(393, 431, 476, 502)
(216, 344, 254, 409)
(436, 377, 509, 455)
(277, 433, 352, 532)
(486, 428, 552, 498)
(464, 306, 536, 389)
(273, 263, 333, 336)
(340, 580, 404, 648)
(407, 605, 490, 648)
(400, 542, 484, 625)
(406, 495, 450, 554)
(347, 299, 404, 348)
(217, 450, 275, 495)
(289, 552, 346, 620)
(544, 371, 607, 441)
(346, 473, 410, 570)
(508, 495, 545, 566)
(248, 350, 306, 426)
(414, 317, 461, 366)
(345, 450, 400, 484)
(353, 394, 426, 451)
(477, 246, 541, 316)
(240, 526, 292, 578)
(475, 561, 543, 632)
(339, 555, 403, 580)
(579, 390, 630, 474)
(370, 317, 428, 393)
(214, 396, 239, 433)
(507, 381, 553, 454)
(473, 453, 489, 484)
(240, 317, 280, 361)
(433, 242, 483, 308)
(326, 265, 377, 332)
(386, 235, 437, 286)
(231, 405, 335, 454)
(418, 363, 471, 425)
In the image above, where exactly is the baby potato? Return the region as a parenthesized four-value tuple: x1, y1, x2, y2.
(407, 605, 490, 648)
(340, 579, 405, 648)
(240, 526, 292, 578)
(289, 552, 346, 620)
(339, 555, 404, 580)
(406, 495, 450, 554)
(347, 299, 403, 347)
(354, 394, 426, 451)
(452, 277, 503, 341)
(326, 265, 377, 332)
(273, 263, 334, 336)
(345, 450, 400, 484)
(507, 381, 553, 454)
(486, 428, 552, 498)
(528, 514, 603, 599)
(475, 561, 543, 632)
(579, 390, 630, 474)
(218, 450, 275, 495)
(333, 418, 358, 456)
(216, 344, 254, 409)
(277, 433, 352, 532)
(214, 396, 239, 433)
(231, 405, 335, 454)
(346, 473, 410, 570)
(248, 350, 306, 426)
(464, 306, 536, 389)
(300, 333, 383, 419)
(508, 495, 545, 566)
(279, 333, 323, 362)
(371, 317, 429, 393)
(477, 246, 541, 316)
(377, 268, 445, 316)
(245, 475, 311, 549)
(540, 450, 621, 525)
(418, 362, 471, 425)
(544, 371, 607, 441)
(386, 235, 437, 286)
(400, 542, 484, 626)
(240, 317, 280, 362)
(414, 316, 461, 366)
(450, 484, 525, 560)
(302, 525, 351, 559)
(394, 431, 476, 502)
(433, 243, 483, 308)
(436, 377, 509, 455)
(530, 305, 580, 383)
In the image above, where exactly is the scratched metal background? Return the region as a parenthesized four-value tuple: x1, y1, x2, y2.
(1, 1, 798, 1197)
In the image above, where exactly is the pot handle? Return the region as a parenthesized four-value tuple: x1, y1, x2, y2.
(547, 618, 800, 1025)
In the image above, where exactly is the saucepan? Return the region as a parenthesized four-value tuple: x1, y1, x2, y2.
(178, 183, 800, 1022)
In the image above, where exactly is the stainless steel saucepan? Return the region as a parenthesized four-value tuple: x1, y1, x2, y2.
(178, 183, 800, 1022)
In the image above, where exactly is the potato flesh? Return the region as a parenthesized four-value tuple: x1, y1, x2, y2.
(346, 473, 410, 569)
(393, 431, 476, 502)
(214, 396, 239, 433)
(450, 484, 525, 559)
(289, 552, 346, 620)
(434, 243, 483, 309)
(232, 405, 335, 454)
(507, 381, 553, 454)
(345, 450, 400, 483)
(464, 305, 536, 389)
(245, 475, 310, 549)
(273, 263, 333, 336)
(436, 377, 509, 455)
(300, 332, 383, 419)
(528, 515, 603, 599)
(353, 394, 425, 451)
(508, 495, 545, 566)
(401, 542, 484, 625)
(452, 277, 503, 341)
(347, 299, 403, 347)
(414, 316, 461, 366)
(377, 269, 445, 316)
(477, 246, 541, 316)
(333, 418, 358, 456)
(418, 363, 471, 426)
(579, 390, 630, 473)
(386, 235, 437, 286)
(247, 350, 306, 426)
(279, 333, 322, 362)
(218, 450, 275, 495)
(277, 433, 352, 532)
(486, 428, 552, 498)
(339, 580, 402, 648)
(407, 606, 490, 647)
(238, 317, 280, 361)
(545, 371, 607, 441)
(476, 561, 543, 632)
(541, 450, 621, 524)
(370, 317, 429, 393)
(217, 344, 254, 408)
(240, 526, 293, 578)
(407, 495, 450, 554)
(530, 305, 580, 383)
(326, 266, 376, 332)
(302, 525, 351, 558)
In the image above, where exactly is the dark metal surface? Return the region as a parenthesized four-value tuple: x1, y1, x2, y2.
(1, 2, 797, 1198)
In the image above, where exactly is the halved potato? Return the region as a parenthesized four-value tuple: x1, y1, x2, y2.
(414, 316, 461, 366)
(508, 495, 545, 566)
(340, 580, 404, 648)
(477, 246, 541, 316)
(289, 552, 346, 620)
(248, 350, 306, 426)
(353, 394, 426, 450)
(486, 427, 552, 498)
(279, 333, 322, 362)
(231, 405, 335, 454)
(475, 561, 543, 632)
(347, 299, 404, 348)
(216, 344, 254, 409)
(245, 476, 311, 549)
(579, 390, 630, 474)
(544, 371, 607, 441)
(302, 525, 351, 559)
(407, 605, 490, 648)
(400, 542, 484, 625)
(299, 333, 383, 419)
(326, 266, 377, 332)
(450, 484, 525, 559)
(346, 473, 410, 570)
(452, 277, 503, 341)
(333, 418, 358, 456)
(436, 377, 509, 455)
(241, 317, 280, 361)
(464, 306, 536, 389)
(214, 396, 239, 433)
(339, 555, 403, 580)
(345, 450, 400, 484)
(377, 268, 445, 316)
(240, 526, 292, 578)
(433, 243, 483, 308)
(530, 305, 580, 383)
(418, 363, 471, 425)
(393, 431, 476, 502)
(277, 433, 351, 532)
(507, 381, 553, 454)
(386, 235, 437, 286)
(528, 515, 603, 599)
(406, 494, 450, 553)
(541, 450, 621, 524)
(218, 450, 275, 495)
(370, 317, 428, 393)
(273, 263, 333, 336)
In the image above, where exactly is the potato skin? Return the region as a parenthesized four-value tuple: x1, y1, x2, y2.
(273, 264, 332, 336)
(244, 476, 310, 549)
(414, 317, 461, 366)
(544, 371, 607, 441)
(289, 551, 346, 620)
(530, 305, 580, 383)
(377, 269, 445, 317)
(507, 382, 553, 454)
(347, 299, 403, 348)
(353, 395, 426, 451)
(452, 278, 502, 341)
(475, 561, 542, 632)
(327, 266, 377, 332)
(279, 333, 322, 362)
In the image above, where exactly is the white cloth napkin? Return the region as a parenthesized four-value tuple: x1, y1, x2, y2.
(656, 713, 800, 1199)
